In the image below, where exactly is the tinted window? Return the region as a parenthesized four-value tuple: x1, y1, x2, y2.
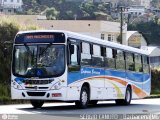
(116, 50, 125, 70)
(135, 54, 143, 72)
(92, 45, 104, 67)
(143, 56, 149, 73)
(70, 44, 79, 66)
(104, 47, 115, 69)
(81, 42, 91, 66)
(126, 52, 135, 71)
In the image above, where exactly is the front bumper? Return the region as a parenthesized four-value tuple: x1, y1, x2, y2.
(11, 86, 67, 101)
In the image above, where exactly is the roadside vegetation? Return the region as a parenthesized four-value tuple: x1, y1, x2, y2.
(22, 0, 112, 20)
(128, 20, 160, 46)
(151, 68, 160, 94)
(0, 17, 40, 104)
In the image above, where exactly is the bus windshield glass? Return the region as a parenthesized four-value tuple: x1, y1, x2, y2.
(13, 44, 65, 78)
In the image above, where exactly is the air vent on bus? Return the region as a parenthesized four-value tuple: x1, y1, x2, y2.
(27, 92, 46, 96)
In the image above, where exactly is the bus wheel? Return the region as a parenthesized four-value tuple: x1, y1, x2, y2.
(115, 87, 132, 105)
(75, 86, 89, 109)
(89, 100, 98, 106)
(30, 100, 44, 108)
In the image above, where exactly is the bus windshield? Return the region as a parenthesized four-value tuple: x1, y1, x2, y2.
(13, 44, 65, 78)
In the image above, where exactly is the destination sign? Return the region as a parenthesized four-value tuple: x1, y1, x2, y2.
(15, 32, 65, 44)
(25, 35, 54, 39)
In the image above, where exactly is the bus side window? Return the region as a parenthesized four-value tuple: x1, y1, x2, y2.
(92, 44, 104, 67)
(126, 52, 135, 71)
(143, 56, 150, 73)
(68, 42, 80, 72)
(135, 54, 143, 72)
(70, 44, 79, 66)
(104, 47, 116, 69)
(81, 42, 91, 66)
(116, 50, 125, 70)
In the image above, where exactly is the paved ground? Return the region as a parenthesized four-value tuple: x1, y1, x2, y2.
(0, 98, 160, 120)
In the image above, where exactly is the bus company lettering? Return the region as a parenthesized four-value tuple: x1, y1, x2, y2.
(81, 68, 101, 75)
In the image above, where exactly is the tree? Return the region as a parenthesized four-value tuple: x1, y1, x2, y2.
(151, 0, 160, 9)
(128, 21, 160, 45)
(45, 7, 59, 20)
(0, 20, 19, 84)
(0, 17, 40, 84)
(79, 1, 95, 19)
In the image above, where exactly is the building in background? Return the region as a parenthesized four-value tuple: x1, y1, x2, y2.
(40, 20, 126, 44)
(132, 0, 151, 9)
(142, 46, 160, 68)
(126, 31, 147, 48)
(127, 5, 145, 17)
(0, 0, 23, 14)
(4, 15, 125, 43)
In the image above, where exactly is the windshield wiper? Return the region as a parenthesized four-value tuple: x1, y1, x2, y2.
(39, 44, 52, 56)
(24, 43, 33, 55)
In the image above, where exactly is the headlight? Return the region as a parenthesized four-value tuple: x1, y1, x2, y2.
(50, 81, 62, 90)
(13, 78, 23, 90)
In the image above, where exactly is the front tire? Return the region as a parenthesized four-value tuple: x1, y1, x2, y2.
(115, 87, 132, 105)
(30, 100, 44, 108)
(75, 86, 89, 109)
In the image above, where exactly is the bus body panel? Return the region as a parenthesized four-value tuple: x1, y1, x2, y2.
(67, 66, 151, 100)
(11, 30, 151, 103)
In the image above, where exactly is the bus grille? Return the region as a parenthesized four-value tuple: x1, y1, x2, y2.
(24, 80, 53, 85)
(27, 92, 46, 96)
(25, 87, 49, 90)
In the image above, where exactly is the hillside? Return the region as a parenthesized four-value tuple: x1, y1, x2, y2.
(22, 0, 112, 20)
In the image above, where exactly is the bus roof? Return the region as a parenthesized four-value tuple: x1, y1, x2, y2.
(17, 30, 149, 56)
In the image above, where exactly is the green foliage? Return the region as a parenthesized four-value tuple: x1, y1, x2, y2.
(45, 7, 59, 20)
(151, 0, 160, 9)
(0, 17, 40, 103)
(151, 69, 160, 94)
(22, 0, 111, 20)
(0, 84, 10, 103)
(128, 21, 160, 45)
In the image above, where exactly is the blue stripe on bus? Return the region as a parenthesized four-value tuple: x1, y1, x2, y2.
(68, 66, 151, 93)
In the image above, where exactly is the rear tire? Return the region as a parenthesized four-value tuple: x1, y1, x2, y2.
(75, 86, 89, 109)
(30, 100, 44, 108)
(115, 87, 132, 105)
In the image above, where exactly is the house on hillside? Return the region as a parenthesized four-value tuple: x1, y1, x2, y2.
(0, 0, 23, 14)
(132, 0, 151, 9)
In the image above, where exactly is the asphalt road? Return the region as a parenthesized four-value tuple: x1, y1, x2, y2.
(0, 98, 160, 120)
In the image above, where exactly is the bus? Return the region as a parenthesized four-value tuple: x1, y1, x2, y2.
(11, 30, 151, 109)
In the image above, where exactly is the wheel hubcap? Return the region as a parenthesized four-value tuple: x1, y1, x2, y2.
(82, 91, 88, 105)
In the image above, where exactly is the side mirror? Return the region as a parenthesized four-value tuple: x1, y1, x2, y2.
(69, 44, 74, 54)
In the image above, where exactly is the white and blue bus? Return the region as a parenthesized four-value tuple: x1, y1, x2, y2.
(11, 30, 151, 108)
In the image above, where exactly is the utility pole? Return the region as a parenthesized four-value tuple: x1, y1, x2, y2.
(120, 6, 123, 44)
